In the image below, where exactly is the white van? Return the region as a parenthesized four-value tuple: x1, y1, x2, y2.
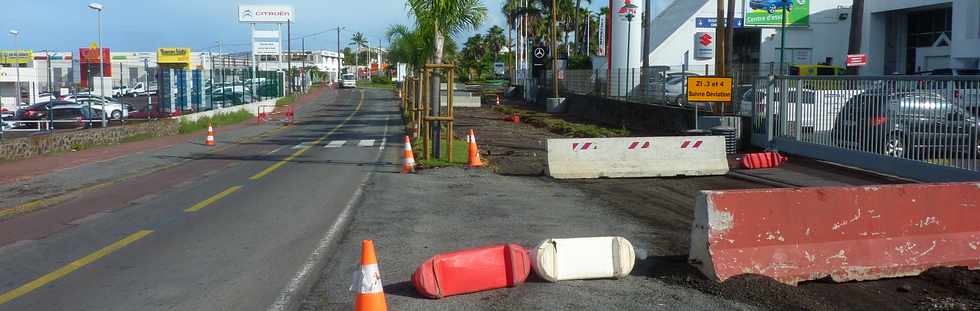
(341, 74, 357, 88)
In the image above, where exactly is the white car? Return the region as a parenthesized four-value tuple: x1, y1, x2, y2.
(74, 98, 129, 120)
(340, 74, 357, 88)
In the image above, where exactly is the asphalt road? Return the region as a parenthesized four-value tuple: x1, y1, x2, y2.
(0, 88, 401, 311)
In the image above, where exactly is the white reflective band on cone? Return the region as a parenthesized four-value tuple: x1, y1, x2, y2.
(350, 264, 383, 294)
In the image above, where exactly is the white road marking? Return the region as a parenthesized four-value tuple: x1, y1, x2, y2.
(379, 116, 389, 151)
(266, 146, 284, 155)
(324, 140, 346, 148)
(358, 140, 375, 147)
(291, 142, 309, 150)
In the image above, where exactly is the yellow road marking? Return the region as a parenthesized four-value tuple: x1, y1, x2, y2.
(0, 120, 293, 222)
(184, 186, 244, 212)
(0, 230, 153, 305)
(249, 90, 365, 180)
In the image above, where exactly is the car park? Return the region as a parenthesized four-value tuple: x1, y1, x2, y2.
(833, 91, 979, 158)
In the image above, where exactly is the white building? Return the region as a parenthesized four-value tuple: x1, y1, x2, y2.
(859, 0, 980, 74)
(646, 0, 854, 75)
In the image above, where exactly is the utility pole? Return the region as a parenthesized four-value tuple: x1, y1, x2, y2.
(725, 0, 736, 76)
(642, 0, 651, 68)
(778, 0, 788, 76)
(846, 0, 865, 75)
(715, 0, 725, 76)
(337, 27, 343, 84)
(551, 0, 559, 98)
(287, 21, 292, 93)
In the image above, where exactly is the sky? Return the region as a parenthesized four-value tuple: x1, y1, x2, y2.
(0, 0, 670, 53)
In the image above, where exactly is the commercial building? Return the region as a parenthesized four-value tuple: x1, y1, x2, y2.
(859, 0, 980, 74)
(0, 50, 38, 111)
(644, 0, 980, 77)
(646, 0, 854, 77)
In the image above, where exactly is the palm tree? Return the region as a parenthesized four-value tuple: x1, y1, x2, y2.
(349, 32, 369, 75)
(407, 0, 487, 66)
(485, 25, 506, 62)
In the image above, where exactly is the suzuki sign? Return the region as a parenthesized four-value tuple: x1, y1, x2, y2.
(694, 32, 714, 59)
(239, 5, 294, 23)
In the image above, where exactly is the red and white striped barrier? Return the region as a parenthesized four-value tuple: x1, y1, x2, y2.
(689, 182, 980, 285)
(546, 136, 729, 179)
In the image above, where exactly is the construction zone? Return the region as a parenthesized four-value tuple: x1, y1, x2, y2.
(293, 79, 980, 311)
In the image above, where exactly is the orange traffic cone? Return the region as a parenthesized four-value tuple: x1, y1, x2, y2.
(467, 129, 484, 168)
(352, 240, 387, 311)
(402, 136, 416, 174)
(206, 122, 216, 146)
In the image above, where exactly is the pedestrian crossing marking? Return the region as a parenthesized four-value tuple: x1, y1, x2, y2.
(324, 140, 347, 148)
(358, 140, 375, 147)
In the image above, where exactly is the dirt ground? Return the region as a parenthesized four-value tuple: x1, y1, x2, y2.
(451, 103, 980, 311)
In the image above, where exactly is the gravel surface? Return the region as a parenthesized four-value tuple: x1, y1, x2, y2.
(301, 103, 980, 311)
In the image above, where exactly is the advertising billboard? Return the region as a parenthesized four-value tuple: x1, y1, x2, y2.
(744, 0, 809, 27)
(0, 50, 32, 64)
(239, 5, 294, 23)
(157, 48, 192, 64)
(78, 48, 111, 64)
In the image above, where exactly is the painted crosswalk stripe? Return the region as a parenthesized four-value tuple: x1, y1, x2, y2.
(357, 140, 375, 147)
(324, 140, 346, 148)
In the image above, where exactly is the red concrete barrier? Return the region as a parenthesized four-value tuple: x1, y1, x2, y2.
(689, 182, 980, 285)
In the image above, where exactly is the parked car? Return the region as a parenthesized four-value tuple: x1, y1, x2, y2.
(75, 98, 129, 120)
(915, 68, 980, 111)
(749, 0, 792, 14)
(341, 74, 357, 88)
(112, 86, 130, 98)
(833, 91, 979, 158)
(15, 101, 62, 121)
(62, 93, 114, 103)
(1, 110, 16, 130)
(49, 105, 106, 129)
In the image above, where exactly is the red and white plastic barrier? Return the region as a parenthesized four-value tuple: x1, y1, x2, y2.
(689, 182, 980, 285)
(531, 237, 635, 282)
(546, 136, 730, 179)
(412, 244, 530, 299)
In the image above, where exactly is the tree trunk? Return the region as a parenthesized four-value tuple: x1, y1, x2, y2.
(430, 24, 444, 158)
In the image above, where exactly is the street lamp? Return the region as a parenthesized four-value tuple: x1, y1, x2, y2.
(88, 2, 107, 127)
(778, 0, 788, 75)
(8, 30, 21, 108)
(624, 11, 635, 99)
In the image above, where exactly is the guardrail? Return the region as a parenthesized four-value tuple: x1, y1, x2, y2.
(751, 75, 980, 182)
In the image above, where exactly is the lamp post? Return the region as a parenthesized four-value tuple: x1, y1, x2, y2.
(88, 2, 107, 127)
(8, 30, 21, 107)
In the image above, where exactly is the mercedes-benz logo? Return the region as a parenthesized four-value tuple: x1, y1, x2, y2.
(534, 48, 546, 59)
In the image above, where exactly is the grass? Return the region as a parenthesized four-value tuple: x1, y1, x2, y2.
(416, 137, 470, 168)
(357, 80, 396, 90)
(178, 110, 254, 134)
(276, 95, 297, 107)
(497, 106, 630, 138)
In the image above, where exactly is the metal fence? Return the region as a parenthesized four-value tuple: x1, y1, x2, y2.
(1, 65, 285, 138)
(516, 64, 763, 115)
(751, 75, 980, 182)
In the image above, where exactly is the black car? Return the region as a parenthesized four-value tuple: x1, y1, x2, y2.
(14, 101, 80, 121)
(833, 91, 979, 158)
(49, 105, 105, 129)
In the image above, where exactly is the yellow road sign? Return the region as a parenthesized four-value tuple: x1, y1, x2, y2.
(686, 76, 733, 103)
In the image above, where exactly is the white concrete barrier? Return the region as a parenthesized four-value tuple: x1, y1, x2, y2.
(546, 136, 730, 179)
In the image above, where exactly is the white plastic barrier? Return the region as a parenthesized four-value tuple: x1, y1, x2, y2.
(546, 136, 730, 179)
(531, 236, 635, 282)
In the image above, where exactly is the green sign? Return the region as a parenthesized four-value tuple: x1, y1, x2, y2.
(744, 0, 809, 27)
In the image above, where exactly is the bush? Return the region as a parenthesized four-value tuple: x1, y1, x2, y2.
(370, 76, 392, 84)
(567, 55, 593, 70)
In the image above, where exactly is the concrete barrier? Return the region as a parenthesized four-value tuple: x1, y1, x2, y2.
(689, 182, 980, 285)
(175, 98, 278, 123)
(546, 136, 729, 179)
